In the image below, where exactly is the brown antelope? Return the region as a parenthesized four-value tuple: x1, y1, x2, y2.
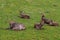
(20, 11, 30, 19)
(34, 20, 45, 30)
(8, 21, 26, 30)
(41, 13, 59, 26)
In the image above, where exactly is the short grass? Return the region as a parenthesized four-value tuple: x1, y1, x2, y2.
(0, 0, 60, 40)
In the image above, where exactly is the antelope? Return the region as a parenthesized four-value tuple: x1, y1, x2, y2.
(8, 21, 26, 30)
(20, 11, 30, 19)
(34, 20, 45, 30)
(41, 13, 59, 26)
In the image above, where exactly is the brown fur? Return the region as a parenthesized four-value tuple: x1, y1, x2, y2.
(9, 21, 26, 30)
(12, 23, 25, 30)
(49, 21, 59, 26)
(9, 21, 16, 29)
(41, 13, 59, 26)
(34, 20, 44, 30)
(20, 11, 30, 19)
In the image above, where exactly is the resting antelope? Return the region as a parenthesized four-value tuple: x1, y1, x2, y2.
(19, 11, 30, 19)
(34, 20, 45, 30)
(41, 13, 59, 26)
(8, 21, 26, 30)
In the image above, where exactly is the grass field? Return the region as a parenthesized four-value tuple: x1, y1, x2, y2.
(0, 0, 60, 40)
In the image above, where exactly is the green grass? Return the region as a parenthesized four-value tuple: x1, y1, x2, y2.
(0, 0, 60, 40)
